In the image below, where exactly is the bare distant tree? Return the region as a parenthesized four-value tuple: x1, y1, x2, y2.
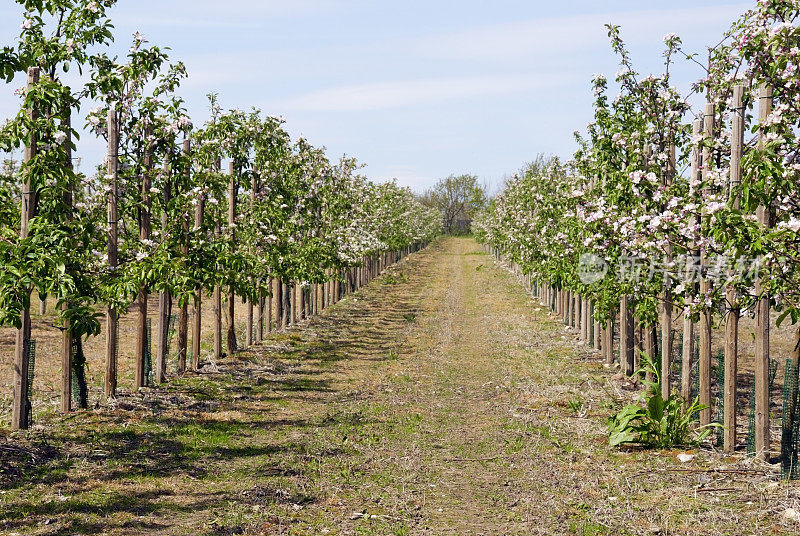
(422, 174, 487, 235)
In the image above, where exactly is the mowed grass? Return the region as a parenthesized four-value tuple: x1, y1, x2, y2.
(1, 237, 798, 535)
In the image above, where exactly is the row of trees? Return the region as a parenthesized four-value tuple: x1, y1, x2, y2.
(475, 0, 800, 460)
(0, 0, 440, 430)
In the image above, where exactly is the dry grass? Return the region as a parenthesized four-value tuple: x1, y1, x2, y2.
(0, 237, 799, 535)
(0, 290, 260, 423)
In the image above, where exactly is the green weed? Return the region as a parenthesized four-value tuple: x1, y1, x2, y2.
(608, 354, 719, 448)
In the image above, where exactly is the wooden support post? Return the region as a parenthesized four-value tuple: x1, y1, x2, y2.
(644, 327, 657, 382)
(267, 280, 274, 332)
(272, 279, 279, 330)
(557, 289, 563, 318)
(682, 118, 703, 403)
(620, 297, 634, 376)
(246, 297, 253, 346)
(156, 159, 172, 384)
(61, 112, 74, 413)
(278, 280, 285, 327)
(12, 67, 39, 429)
(191, 162, 205, 370)
(604, 318, 614, 365)
(593, 304, 601, 351)
(333, 277, 340, 305)
(135, 128, 154, 388)
(105, 107, 119, 400)
(283, 280, 291, 327)
(565, 291, 572, 326)
(634, 321, 643, 374)
(699, 103, 714, 426)
(724, 84, 745, 453)
(755, 85, 774, 460)
(226, 161, 238, 354)
(660, 143, 676, 399)
(248, 167, 258, 344)
(213, 281, 222, 359)
(256, 289, 264, 343)
(290, 283, 297, 324)
(681, 313, 694, 402)
(582, 298, 590, 343)
(176, 140, 190, 374)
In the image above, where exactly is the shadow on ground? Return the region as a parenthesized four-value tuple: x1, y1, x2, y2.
(0, 246, 435, 535)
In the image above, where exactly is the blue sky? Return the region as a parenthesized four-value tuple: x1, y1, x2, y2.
(0, 1, 751, 193)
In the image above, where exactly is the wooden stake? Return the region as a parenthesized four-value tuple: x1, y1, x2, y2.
(256, 289, 264, 343)
(248, 168, 258, 345)
(156, 159, 172, 384)
(755, 85, 774, 460)
(606, 318, 615, 364)
(724, 84, 745, 453)
(226, 161, 238, 354)
(213, 278, 222, 360)
(283, 280, 291, 327)
(642, 326, 654, 380)
(660, 143, 676, 399)
(176, 140, 190, 373)
(267, 279, 273, 333)
(620, 296, 634, 376)
(291, 283, 298, 324)
(12, 67, 40, 429)
(105, 107, 119, 400)
(135, 128, 154, 389)
(699, 102, 715, 426)
(682, 119, 703, 403)
(582, 297, 590, 343)
(60, 111, 74, 413)
(191, 161, 206, 369)
(274, 278, 282, 330)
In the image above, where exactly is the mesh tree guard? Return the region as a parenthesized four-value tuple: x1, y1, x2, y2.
(692, 356, 700, 422)
(716, 350, 725, 446)
(166, 313, 177, 372)
(677, 332, 683, 389)
(781, 359, 799, 480)
(143, 318, 153, 387)
(25, 339, 36, 428)
(71, 336, 88, 409)
(747, 383, 756, 455)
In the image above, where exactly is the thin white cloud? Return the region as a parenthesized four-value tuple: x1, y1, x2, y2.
(417, 3, 751, 61)
(279, 73, 575, 112)
(113, 0, 356, 28)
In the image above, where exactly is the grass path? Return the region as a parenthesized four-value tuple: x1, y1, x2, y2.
(1, 237, 797, 535)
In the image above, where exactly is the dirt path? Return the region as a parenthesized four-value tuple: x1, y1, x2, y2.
(1, 237, 797, 535)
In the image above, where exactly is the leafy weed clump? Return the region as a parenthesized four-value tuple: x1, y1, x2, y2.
(608, 354, 718, 448)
